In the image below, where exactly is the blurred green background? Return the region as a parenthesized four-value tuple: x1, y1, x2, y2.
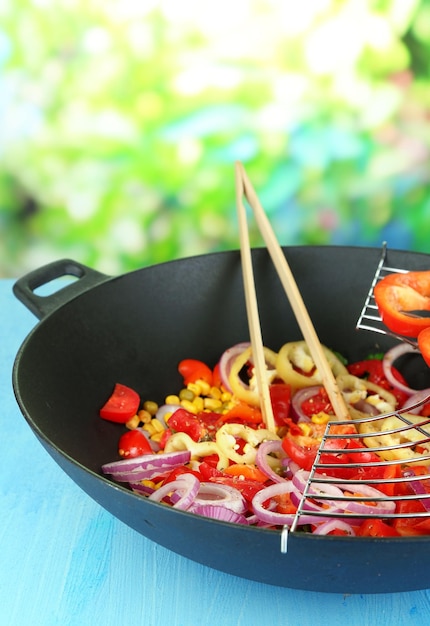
(1, 0, 430, 277)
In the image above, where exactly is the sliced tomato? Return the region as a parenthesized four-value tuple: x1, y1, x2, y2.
(300, 387, 333, 417)
(209, 475, 266, 503)
(393, 499, 430, 536)
(167, 408, 207, 442)
(356, 519, 401, 537)
(118, 429, 152, 458)
(178, 359, 213, 386)
(99, 383, 140, 423)
(161, 466, 203, 484)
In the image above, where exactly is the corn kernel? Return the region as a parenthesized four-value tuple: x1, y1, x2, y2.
(208, 386, 222, 400)
(125, 414, 140, 429)
(138, 409, 152, 424)
(180, 399, 199, 414)
(204, 398, 223, 411)
(143, 422, 156, 436)
(151, 431, 164, 443)
(187, 382, 202, 396)
(165, 394, 180, 405)
(193, 396, 204, 413)
(221, 392, 232, 403)
(196, 379, 211, 395)
(151, 418, 165, 433)
(311, 412, 331, 425)
(143, 400, 158, 416)
(141, 480, 156, 489)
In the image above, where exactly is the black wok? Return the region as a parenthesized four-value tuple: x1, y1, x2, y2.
(12, 246, 430, 594)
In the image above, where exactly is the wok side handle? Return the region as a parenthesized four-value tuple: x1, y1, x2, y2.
(13, 258, 111, 320)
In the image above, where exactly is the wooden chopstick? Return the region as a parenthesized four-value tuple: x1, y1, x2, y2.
(236, 161, 350, 422)
(235, 163, 277, 433)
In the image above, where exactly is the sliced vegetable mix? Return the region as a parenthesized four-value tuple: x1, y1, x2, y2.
(100, 339, 430, 537)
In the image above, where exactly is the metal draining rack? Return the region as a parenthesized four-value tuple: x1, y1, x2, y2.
(281, 243, 430, 551)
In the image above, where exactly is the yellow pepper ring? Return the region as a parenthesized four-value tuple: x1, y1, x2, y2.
(228, 346, 278, 407)
(164, 432, 229, 471)
(349, 409, 430, 464)
(216, 423, 280, 465)
(276, 341, 348, 391)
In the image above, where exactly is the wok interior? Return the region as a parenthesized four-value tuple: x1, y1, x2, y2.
(14, 246, 430, 477)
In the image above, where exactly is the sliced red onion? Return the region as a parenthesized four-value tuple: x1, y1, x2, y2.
(255, 440, 288, 483)
(403, 469, 430, 512)
(313, 519, 357, 536)
(191, 482, 247, 514)
(190, 504, 249, 524)
(292, 469, 345, 501)
(251, 481, 323, 526)
(291, 386, 323, 422)
(218, 342, 251, 391)
(101, 450, 191, 482)
(148, 473, 200, 510)
(382, 343, 421, 395)
(332, 483, 396, 516)
(401, 389, 430, 414)
(129, 482, 155, 496)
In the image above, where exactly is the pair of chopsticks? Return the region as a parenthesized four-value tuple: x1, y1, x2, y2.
(235, 161, 350, 432)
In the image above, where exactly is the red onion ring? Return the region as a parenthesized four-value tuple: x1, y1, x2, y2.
(312, 519, 357, 536)
(382, 343, 421, 395)
(401, 389, 430, 414)
(255, 440, 288, 483)
(251, 481, 323, 526)
(101, 450, 191, 482)
(218, 342, 251, 391)
(403, 469, 430, 512)
(190, 504, 249, 524)
(332, 483, 396, 516)
(148, 472, 200, 510)
(191, 482, 247, 514)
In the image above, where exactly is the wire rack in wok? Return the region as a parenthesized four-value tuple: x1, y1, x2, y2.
(282, 243, 430, 549)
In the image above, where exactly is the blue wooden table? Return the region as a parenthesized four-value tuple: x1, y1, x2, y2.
(2, 278, 430, 626)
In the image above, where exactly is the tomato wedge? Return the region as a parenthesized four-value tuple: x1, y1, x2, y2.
(118, 429, 153, 458)
(100, 383, 140, 423)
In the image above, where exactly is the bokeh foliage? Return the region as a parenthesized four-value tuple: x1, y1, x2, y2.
(1, 0, 430, 276)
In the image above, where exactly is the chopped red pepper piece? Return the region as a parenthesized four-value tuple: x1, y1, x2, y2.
(374, 271, 430, 338)
(178, 358, 213, 386)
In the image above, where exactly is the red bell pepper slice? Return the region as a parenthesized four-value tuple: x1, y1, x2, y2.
(178, 358, 213, 386)
(374, 270, 430, 338)
(269, 383, 292, 425)
(418, 327, 430, 368)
